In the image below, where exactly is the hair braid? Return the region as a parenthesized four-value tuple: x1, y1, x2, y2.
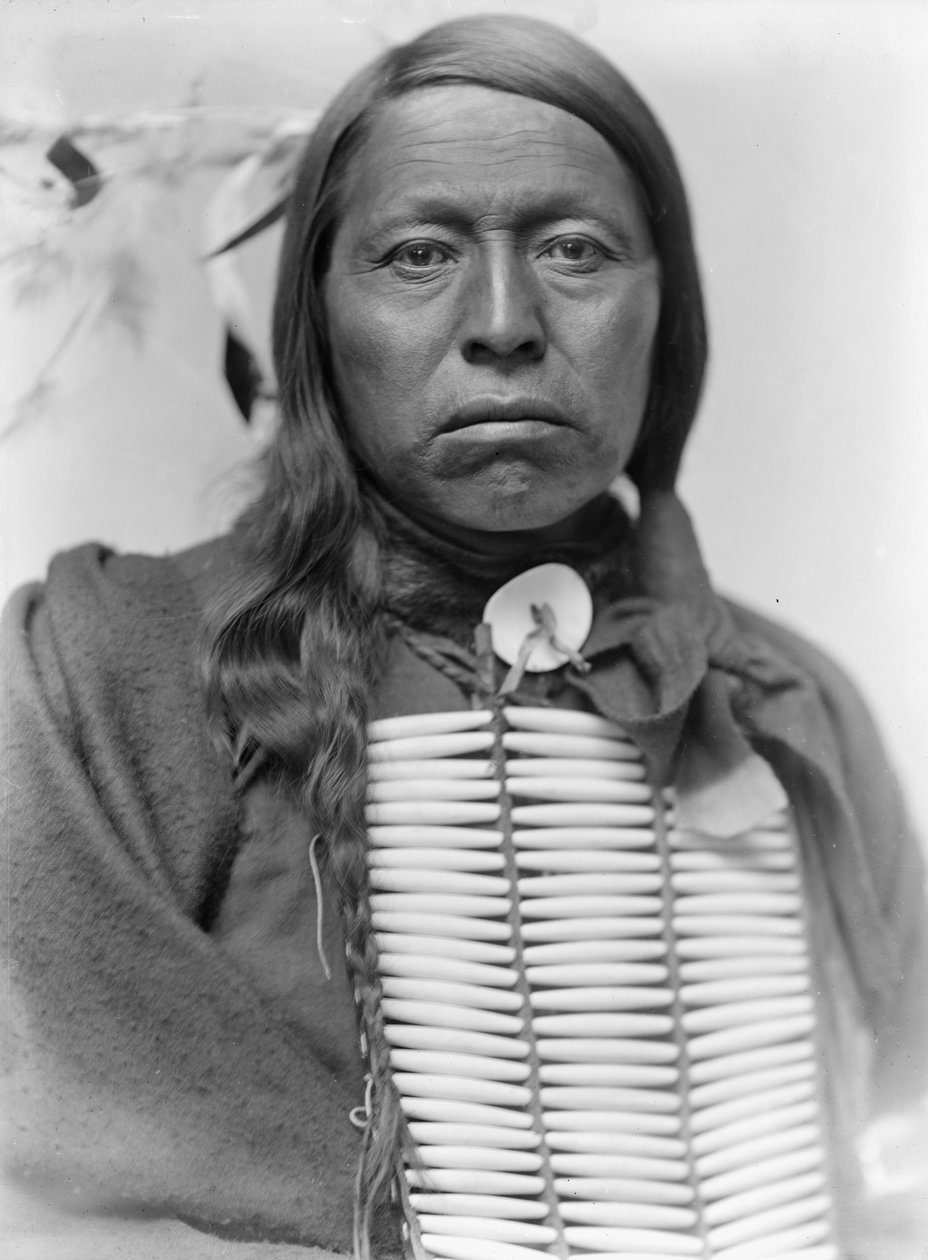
(301, 607, 415, 1256)
(343, 896, 409, 1259)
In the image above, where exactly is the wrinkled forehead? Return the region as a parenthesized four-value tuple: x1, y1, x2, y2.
(376, 84, 608, 155)
(332, 84, 654, 248)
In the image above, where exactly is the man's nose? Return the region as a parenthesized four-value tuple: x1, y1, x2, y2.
(459, 247, 547, 365)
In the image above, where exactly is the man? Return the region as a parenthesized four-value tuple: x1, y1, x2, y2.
(4, 16, 925, 1259)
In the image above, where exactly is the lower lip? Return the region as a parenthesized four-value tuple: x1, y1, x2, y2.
(443, 419, 564, 442)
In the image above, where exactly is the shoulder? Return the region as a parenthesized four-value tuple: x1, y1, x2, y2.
(722, 596, 883, 755)
(3, 534, 244, 760)
(40, 532, 239, 624)
(6, 534, 239, 674)
(723, 595, 922, 924)
(3, 537, 243, 891)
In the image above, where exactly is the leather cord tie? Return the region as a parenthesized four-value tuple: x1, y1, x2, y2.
(499, 600, 591, 696)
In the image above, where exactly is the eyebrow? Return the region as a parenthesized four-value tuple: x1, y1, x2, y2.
(361, 186, 642, 248)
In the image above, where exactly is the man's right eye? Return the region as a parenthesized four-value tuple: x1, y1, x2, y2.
(391, 241, 452, 270)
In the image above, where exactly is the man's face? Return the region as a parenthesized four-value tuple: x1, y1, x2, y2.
(323, 85, 661, 548)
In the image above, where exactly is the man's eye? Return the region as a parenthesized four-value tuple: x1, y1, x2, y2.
(391, 241, 451, 270)
(544, 236, 603, 268)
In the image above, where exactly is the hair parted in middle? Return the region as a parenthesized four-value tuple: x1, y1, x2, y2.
(203, 15, 707, 1255)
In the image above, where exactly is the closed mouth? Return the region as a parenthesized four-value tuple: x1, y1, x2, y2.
(442, 398, 571, 434)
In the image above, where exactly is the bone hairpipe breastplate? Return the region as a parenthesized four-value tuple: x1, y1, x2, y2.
(365, 707, 839, 1260)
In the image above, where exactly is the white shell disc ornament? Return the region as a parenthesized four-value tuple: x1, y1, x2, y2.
(482, 564, 593, 673)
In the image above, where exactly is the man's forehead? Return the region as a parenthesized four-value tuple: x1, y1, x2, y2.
(343, 86, 640, 230)
(361, 85, 616, 170)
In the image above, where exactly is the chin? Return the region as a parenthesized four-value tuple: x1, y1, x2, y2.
(492, 474, 607, 532)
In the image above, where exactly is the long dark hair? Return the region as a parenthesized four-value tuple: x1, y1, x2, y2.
(203, 15, 707, 1255)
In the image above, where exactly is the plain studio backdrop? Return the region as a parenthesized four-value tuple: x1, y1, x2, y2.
(1, 0, 926, 847)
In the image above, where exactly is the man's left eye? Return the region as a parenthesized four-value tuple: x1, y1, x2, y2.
(543, 237, 602, 267)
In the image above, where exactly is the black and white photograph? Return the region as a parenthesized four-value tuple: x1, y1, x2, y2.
(2, 3, 926, 1258)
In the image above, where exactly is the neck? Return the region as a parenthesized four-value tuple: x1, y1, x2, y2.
(365, 481, 639, 646)
(369, 489, 615, 561)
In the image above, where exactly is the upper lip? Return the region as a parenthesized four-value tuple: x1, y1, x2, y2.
(442, 397, 571, 433)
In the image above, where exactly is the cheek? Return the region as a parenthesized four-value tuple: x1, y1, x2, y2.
(329, 290, 442, 414)
(328, 294, 386, 395)
(326, 289, 445, 469)
(613, 276, 661, 363)
(586, 281, 661, 411)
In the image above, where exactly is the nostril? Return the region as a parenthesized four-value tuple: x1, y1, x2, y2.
(463, 333, 546, 365)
